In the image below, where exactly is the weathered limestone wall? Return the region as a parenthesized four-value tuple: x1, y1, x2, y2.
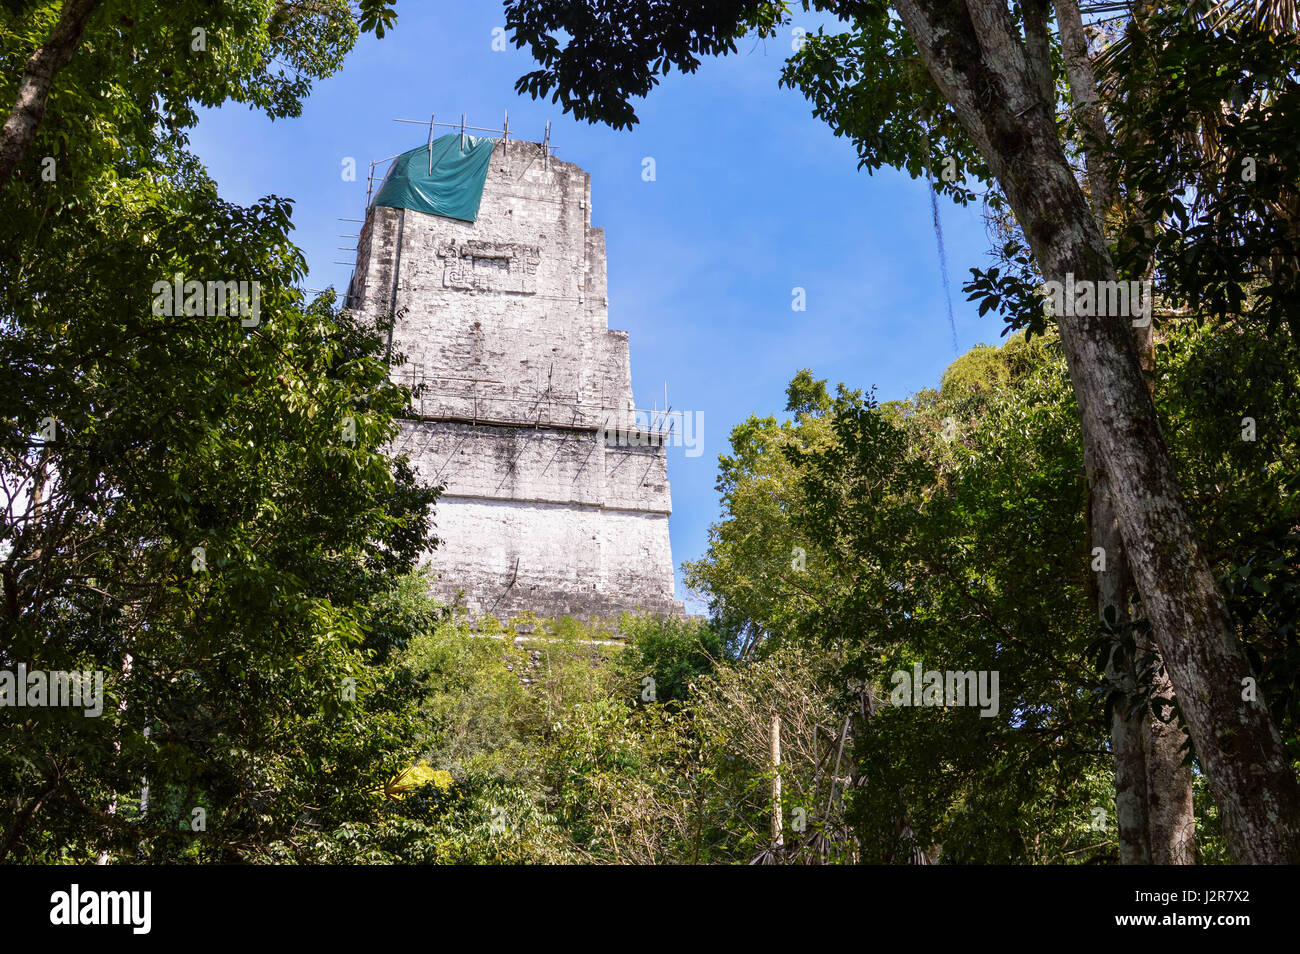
(348, 140, 683, 623)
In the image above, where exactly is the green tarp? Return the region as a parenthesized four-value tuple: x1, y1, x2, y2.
(370, 134, 496, 222)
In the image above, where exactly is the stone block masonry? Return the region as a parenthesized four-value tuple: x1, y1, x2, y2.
(347, 139, 684, 623)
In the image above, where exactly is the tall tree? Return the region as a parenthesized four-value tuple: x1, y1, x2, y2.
(0, 0, 433, 863)
(1052, 0, 1193, 864)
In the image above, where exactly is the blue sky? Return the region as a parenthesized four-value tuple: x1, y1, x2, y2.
(190, 3, 997, 610)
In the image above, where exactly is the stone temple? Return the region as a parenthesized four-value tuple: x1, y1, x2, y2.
(346, 133, 684, 623)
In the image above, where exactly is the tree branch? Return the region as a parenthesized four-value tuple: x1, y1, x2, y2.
(0, 0, 105, 188)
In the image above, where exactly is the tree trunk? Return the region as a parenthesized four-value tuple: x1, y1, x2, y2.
(1054, 0, 1196, 863)
(0, 0, 104, 188)
(1088, 443, 1151, 863)
(770, 713, 784, 849)
(1052, 0, 1114, 215)
(891, 0, 1300, 862)
(1145, 674, 1197, 862)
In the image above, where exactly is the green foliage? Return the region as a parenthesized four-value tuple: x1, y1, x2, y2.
(683, 316, 1300, 862)
(686, 335, 1125, 862)
(959, 333, 1051, 394)
(784, 368, 832, 416)
(614, 614, 725, 705)
(1104, 8, 1300, 337)
(367, 601, 853, 864)
(269, 771, 569, 864)
(399, 609, 542, 787)
(681, 377, 859, 656)
(374, 606, 711, 863)
(0, 0, 431, 864)
(504, 0, 784, 129)
(778, 5, 985, 207)
(1156, 322, 1300, 753)
(0, 223, 441, 860)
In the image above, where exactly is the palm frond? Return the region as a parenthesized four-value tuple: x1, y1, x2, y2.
(1094, 0, 1299, 96)
(1204, 0, 1300, 33)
